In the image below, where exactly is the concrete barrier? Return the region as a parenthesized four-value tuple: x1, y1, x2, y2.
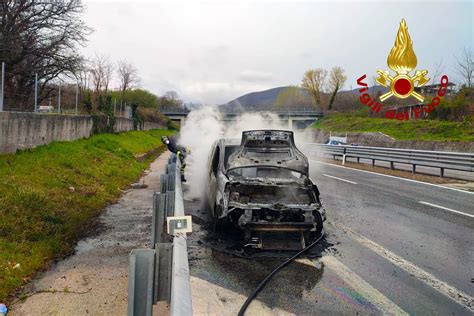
(142, 121, 166, 131)
(0, 111, 167, 154)
(115, 117, 134, 133)
(0, 111, 93, 153)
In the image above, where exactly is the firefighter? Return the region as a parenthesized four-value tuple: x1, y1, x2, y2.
(161, 136, 188, 182)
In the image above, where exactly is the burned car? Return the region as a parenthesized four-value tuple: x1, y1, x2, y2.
(205, 130, 326, 250)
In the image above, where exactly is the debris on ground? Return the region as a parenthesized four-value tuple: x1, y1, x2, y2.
(0, 304, 8, 316)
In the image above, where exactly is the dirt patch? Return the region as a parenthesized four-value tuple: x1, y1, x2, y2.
(9, 152, 170, 316)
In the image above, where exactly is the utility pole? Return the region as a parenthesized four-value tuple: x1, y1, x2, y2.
(0, 62, 4, 112)
(57, 81, 61, 113)
(34, 73, 38, 112)
(114, 98, 116, 116)
(75, 83, 79, 115)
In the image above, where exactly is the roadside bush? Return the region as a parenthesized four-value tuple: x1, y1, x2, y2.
(136, 107, 168, 126)
(428, 88, 473, 121)
(136, 107, 180, 130)
(92, 113, 115, 134)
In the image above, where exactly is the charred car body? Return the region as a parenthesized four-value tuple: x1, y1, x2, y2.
(205, 130, 326, 250)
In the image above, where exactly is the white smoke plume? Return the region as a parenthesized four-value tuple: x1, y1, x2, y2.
(178, 106, 315, 199)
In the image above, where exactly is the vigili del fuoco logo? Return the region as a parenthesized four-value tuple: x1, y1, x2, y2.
(356, 19, 449, 120)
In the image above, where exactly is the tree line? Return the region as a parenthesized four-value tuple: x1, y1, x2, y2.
(275, 66, 347, 111)
(0, 0, 185, 114)
(278, 50, 472, 116)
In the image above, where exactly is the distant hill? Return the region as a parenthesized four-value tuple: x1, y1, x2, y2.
(341, 85, 389, 96)
(220, 85, 388, 111)
(220, 87, 297, 111)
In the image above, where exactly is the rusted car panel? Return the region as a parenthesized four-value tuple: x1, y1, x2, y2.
(206, 130, 326, 250)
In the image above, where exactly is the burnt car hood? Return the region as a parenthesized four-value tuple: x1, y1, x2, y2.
(228, 176, 305, 186)
(227, 130, 309, 176)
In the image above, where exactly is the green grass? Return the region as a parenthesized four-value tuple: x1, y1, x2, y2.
(313, 112, 474, 141)
(0, 129, 174, 302)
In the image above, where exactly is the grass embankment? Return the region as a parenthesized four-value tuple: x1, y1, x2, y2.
(314, 112, 474, 141)
(0, 129, 174, 302)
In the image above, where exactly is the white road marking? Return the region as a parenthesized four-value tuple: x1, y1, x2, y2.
(333, 222, 474, 311)
(311, 159, 474, 195)
(318, 256, 408, 315)
(419, 201, 474, 218)
(322, 173, 358, 184)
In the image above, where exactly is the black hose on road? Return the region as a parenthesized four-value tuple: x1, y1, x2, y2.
(237, 232, 325, 316)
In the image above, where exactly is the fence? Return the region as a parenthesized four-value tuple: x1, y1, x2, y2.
(0, 62, 132, 118)
(302, 144, 474, 177)
(0, 62, 79, 113)
(127, 154, 193, 316)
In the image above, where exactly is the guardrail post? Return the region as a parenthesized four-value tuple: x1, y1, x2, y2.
(166, 190, 175, 217)
(152, 193, 167, 246)
(372, 159, 375, 167)
(168, 171, 176, 191)
(160, 174, 168, 194)
(412, 165, 416, 174)
(154, 243, 173, 303)
(128, 249, 155, 316)
(440, 168, 444, 178)
(169, 154, 177, 164)
(390, 161, 394, 170)
(167, 163, 176, 175)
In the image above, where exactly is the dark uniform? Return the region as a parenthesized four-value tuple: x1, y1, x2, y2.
(162, 136, 187, 182)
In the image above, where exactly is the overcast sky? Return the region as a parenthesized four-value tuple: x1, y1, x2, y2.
(82, 0, 473, 104)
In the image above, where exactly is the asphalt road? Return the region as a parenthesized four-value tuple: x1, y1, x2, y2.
(308, 159, 473, 314)
(185, 159, 474, 315)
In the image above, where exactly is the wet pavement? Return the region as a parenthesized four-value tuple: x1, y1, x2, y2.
(184, 159, 473, 315)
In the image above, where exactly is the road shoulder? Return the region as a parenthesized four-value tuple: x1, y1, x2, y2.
(9, 152, 170, 316)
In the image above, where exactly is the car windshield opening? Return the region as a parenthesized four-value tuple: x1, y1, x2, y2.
(229, 167, 303, 179)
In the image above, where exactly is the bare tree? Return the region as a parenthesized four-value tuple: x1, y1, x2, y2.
(301, 68, 327, 111)
(455, 48, 473, 88)
(75, 58, 90, 92)
(89, 55, 114, 94)
(327, 66, 347, 110)
(431, 59, 445, 85)
(103, 60, 114, 94)
(0, 0, 91, 110)
(117, 60, 140, 92)
(164, 91, 180, 101)
(159, 91, 183, 109)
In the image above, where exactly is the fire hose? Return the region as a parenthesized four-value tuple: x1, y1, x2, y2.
(237, 232, 324, 316)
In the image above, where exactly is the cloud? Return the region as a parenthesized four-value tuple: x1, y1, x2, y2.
(81, 1, 472, 105)
(238, 69, 274, 82)
(183, 81, 271, 105)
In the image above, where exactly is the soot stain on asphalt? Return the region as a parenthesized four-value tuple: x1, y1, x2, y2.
(210, 249, 325, 298)
(189, 213, 330, 295)
(185, 199, 347, 313)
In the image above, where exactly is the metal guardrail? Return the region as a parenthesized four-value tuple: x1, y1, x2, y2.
(303, 144, 474, 177)
(160, 108, 191, 115)
(128, 154, 192, 316)
(219, 110, 323, 117)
